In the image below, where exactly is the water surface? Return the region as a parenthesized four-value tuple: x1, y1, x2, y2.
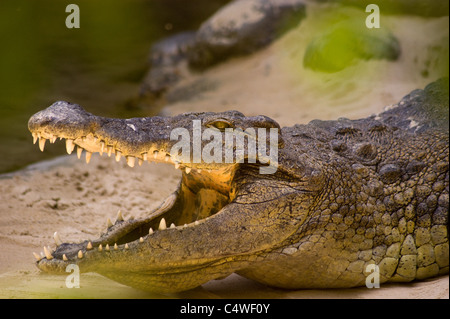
(0, 0, 228, 173)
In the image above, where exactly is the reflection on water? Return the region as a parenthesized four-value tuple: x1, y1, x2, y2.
(0, 0, 229, 173)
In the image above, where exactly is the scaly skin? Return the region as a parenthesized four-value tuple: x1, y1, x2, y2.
(28, 78, 448, 293)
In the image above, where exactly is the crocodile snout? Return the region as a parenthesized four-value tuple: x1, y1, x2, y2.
(28, 101, 97, 142)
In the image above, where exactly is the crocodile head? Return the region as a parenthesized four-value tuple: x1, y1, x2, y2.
(27, 101, 323, 293)
(26, 79, 450, 292)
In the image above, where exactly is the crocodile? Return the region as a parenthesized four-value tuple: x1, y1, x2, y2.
(27, 78, 449, 293)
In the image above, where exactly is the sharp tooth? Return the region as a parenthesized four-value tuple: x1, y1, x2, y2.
(87, 242, 93, 250)
(174, 162, 180, 169)
(107, 218, 113, 228)
(114, 243, 118, 250)
(100, 141, 105, 156)
(159, 218, 167, 230)
(194, 221, 199, 226)
(115, 151, 122, 162)
(138, 158, 143, 166)
(39, 138, 47, 152)
(53, 232, 62, 246)
(105, 244, 110, 251)
(40, 252, 45, 259)
(86, 151, 92, 164)
(125, 243, 129, 249)
(116, 210, 124, 222)
(63, 254, 68, 261)
(170, 223, 176, 229)
(126, 156, 135, 167)
(149, 228, 153, 235)
(66, 139, 75, 154)
(33, 252, 42, 261)
(50, 135, 57, 143)
(139, 237, 144, 243)
(32, 133, 38, 144)
(165, 155, 170, 162)
(77, 250, 83, 259)
(107, 145, 113, 157)
(185, 167, 191, 174)
(197, 169, 202, 173)
(98, 244, 103, 252)
(77, 146, 83, 159)
(153, 151, 159, 159)
(43, 246, 53, 260)
(143, 152, 148, 162)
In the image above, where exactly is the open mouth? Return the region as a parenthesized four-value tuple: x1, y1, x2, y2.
(26, 101, 283, 284)
(30, 130, 234, 266)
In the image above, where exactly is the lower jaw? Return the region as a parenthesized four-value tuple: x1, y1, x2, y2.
(35, 192, 228, 267)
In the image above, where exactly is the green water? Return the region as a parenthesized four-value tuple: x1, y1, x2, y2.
(0, 0, 228, 173)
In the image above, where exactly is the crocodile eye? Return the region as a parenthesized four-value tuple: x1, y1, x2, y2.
(208, 120, 232, 130)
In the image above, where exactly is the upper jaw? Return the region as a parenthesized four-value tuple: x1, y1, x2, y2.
(29, 102, 193, 174)
(28, 101, 241, 174)
(28, 101, 176, 167)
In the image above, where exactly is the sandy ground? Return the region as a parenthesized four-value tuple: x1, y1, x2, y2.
(0, 4, 448, 298)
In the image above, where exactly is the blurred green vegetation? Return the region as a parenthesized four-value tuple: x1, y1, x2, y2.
(0, 0, 229, 173)
(303, 18, 401, 73)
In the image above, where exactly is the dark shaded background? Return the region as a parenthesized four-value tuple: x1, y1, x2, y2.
(0, 0, 229, 173)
